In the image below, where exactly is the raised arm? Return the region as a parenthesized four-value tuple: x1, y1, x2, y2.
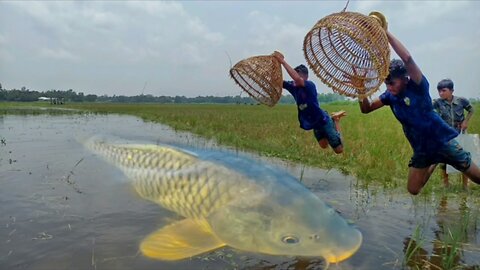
(386, 31, 423, 85)
(272, 51, 305, 87)
(342, 66, 385, 113)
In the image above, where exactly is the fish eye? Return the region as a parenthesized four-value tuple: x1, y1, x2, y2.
(281, 235, 299, 244)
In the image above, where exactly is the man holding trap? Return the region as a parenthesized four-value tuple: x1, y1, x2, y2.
(272, 51, 347, 154)
(347, 30, 480, 195)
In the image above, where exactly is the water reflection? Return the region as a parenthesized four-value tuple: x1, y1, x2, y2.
(198, 251, 328, 270)
(403, 195, 480, 269)
(254, 257, 327, 270)
(0, 106, 85, 116)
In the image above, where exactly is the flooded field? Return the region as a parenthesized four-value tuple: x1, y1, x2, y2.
(0, 109, 479, 270)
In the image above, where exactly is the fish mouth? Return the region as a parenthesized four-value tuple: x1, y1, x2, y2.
(324, 229, 363, 263)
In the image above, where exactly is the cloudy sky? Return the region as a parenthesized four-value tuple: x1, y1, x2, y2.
(0, 1, 479, 98)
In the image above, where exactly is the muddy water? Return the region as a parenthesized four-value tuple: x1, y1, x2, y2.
(0, 110, 479, 270)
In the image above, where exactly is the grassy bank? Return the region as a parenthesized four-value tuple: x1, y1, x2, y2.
(2, 101, 479, 189)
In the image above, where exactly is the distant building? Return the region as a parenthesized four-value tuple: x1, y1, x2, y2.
(51, 98, 65, 105)
(38, 97, 65, 104)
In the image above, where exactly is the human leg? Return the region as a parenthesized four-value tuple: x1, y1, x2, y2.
(314, 128, 329, 149)
(330, 110, 347, 133)
(462, 162, 480, 184)
(407, 152, 437, 195)
(441, 139, 479, 184)
(407, 166, 435, 195)
(323, 115, 344, 154)
(318, 139, 329, 149)
(439, 164, 449, 187)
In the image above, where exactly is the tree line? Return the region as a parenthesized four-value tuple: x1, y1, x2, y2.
(0, 84, 350, 104)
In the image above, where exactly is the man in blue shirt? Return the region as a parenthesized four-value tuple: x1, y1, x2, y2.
(272, 51, 346, 154)
(348, 30, 480, 195)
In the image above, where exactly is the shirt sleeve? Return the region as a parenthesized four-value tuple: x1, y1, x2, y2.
(415, 75, 429, 93)
(283, 81, 295, 95)
(462, 98, 473, 112)
(379, 90, 391, 105)
(304, 80, 317, 96)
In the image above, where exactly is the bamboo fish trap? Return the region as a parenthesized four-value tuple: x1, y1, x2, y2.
(303, 11, 390, 98)
(229, 55, 283, 107)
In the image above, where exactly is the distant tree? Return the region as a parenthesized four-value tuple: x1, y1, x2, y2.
(317, 93, 345, 103)
(0, 86, 341, 104)
(3, 87, 39, 101)
(174, 96, 187, 103)
(279, 95, 295, 104)
(72, 92, 84, 102)
(85, 94, 97, 102)
(279, 93, 346, 104)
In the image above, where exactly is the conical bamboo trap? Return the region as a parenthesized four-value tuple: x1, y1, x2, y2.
(303, 11, 390, 98)
(229, 55, 283, 107)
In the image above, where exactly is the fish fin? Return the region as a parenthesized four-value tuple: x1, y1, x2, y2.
(140, 218, 225, 261)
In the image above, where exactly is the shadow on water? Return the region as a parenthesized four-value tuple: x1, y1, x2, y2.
(0, 108, 479, 270)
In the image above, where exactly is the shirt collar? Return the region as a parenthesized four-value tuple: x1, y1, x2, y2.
(451, 95, 460, 105)
(438, 96, 458, 105)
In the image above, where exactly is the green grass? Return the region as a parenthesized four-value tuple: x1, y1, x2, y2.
(439, 209, 470, 270)
(1, 101, 479, 190)
(402, 213, 472, 270)
(403, 223, 427, 269)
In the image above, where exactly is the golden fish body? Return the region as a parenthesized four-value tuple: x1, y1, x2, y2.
(86, 136, 362, 264)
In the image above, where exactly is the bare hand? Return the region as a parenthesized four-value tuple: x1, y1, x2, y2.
(461, 121, 468, 131)
(342, 66, 368, 94)
(272, 51, 284, 62)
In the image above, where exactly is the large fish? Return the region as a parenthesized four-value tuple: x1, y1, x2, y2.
(85, 136, 362, 264)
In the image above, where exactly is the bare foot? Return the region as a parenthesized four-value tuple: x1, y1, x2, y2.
(331, 110, 347, 121)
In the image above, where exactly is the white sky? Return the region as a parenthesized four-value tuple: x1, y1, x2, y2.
(0, 1, 479, 98)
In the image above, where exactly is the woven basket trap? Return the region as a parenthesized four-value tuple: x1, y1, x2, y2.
(229, 55, 283, 107)
(303, 11, 390, 98)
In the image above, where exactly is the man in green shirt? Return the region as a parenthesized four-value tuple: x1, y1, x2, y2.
(433, 78, 475, 189)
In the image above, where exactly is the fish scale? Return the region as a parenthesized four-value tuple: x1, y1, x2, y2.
(128, 163, 244, 219)
(87, 138, 255, 219)
(88, 141, 197, 171)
